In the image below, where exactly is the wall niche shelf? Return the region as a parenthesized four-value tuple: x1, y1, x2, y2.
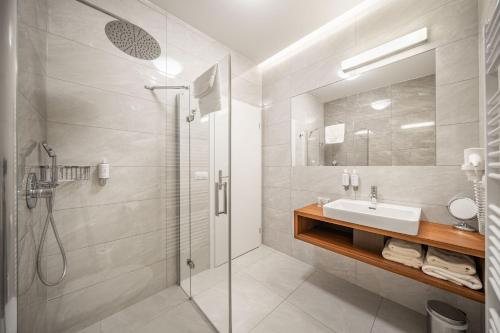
(294, 204, 485, 303)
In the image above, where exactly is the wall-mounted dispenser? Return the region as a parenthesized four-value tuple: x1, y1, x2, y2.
(98, 159, 110, 186)
(342, 169, 350, 191)
(351, 169, 359, 191)
(458, 148, 486, 233)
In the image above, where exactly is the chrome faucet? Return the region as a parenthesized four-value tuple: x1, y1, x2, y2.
(369, 186, 377, 209)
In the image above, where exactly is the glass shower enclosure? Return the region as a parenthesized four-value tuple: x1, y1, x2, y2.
(12, 0, 234, 332)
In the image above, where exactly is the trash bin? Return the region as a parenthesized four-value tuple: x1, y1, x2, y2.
(426, 300, 468, 333)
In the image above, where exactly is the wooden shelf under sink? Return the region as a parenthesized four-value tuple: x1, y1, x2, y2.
(294, 204, 486, 303)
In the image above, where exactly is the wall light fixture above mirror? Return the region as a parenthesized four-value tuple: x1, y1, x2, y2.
(341, 27, 428, 71)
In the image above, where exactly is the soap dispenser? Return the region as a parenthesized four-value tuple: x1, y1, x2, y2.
(351, 169, 359, 191)
(342, 169, 350, 191)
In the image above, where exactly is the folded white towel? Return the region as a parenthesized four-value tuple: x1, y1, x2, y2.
(193, 64, 221, 117)
(387, 238, 423, 258)
(324, 124, 345, 144)
(426, 246, 476, 275)
(382, 242, 424, 269)
(422, 258, 482, 290)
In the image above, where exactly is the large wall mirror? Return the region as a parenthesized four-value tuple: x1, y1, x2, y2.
(291, 50, 437, 166)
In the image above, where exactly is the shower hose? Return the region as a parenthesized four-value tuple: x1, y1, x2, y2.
(36, 190, 68, 286)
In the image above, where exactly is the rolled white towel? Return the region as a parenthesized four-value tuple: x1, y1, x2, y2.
(387, 238, 423, 258)
(422, 258, 482, 290)
(426, 246, 476, 275)
(382, 242, 424, 269)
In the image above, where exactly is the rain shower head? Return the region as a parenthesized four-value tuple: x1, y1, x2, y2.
(75, 0, 161, 60)
(105, 21, 161, 60)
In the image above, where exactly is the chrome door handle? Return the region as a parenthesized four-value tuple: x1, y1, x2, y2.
(215, 180, 220, 216)
(215, 169, 228, 216)
(221, 181, 227, 215)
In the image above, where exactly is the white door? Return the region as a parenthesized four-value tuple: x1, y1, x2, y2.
(213, 99, 262, 266)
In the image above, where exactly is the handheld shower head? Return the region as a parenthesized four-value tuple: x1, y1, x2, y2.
(41, 143, 58, 185)
(42, 143, 56, 158)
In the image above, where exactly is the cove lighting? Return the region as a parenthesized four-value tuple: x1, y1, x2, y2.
(258, 0, 380, 71)
(341, 28, 428, 72)
(400, 121, 435, 130)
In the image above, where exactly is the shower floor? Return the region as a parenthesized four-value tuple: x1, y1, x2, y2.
(76, 286, 215, 333)
(79, 246, 428, 333)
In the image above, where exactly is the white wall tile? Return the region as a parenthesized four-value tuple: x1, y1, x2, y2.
(436, 36, 479, 86)
(263, 166, 291, 189)
(436, 78, 479, 125)
(263, 144, 291, 167)
(263, 121, 291, 147)
(263, 100, 290, 127)
(436, 122, 479, 165)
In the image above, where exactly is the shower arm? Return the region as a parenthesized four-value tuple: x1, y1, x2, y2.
(144, 85, 189, 91)
(75, 0, 130, 23)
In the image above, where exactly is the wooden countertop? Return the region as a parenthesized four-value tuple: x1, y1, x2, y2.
(295, 204, 485, 258)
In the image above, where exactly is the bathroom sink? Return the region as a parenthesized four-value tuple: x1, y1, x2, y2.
(322, 199, 421, 235)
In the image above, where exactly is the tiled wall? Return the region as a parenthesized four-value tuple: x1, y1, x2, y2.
(17, 0, 49, 332)
(262, 0, 483, 331)
(17, 0, 261, 332)
(323, 75, 436, 166)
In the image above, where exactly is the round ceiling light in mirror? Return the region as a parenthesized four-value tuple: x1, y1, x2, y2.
(370, 99, 391, 110)
(448, 195, 477, 232)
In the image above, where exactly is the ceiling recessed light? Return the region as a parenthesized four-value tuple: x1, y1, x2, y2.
(400, 121, 434, 129)
(370, 99, 391, 110)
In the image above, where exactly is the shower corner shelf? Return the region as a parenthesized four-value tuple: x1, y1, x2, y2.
(40, 165, 92, 183)
(294, 204, 485, 303)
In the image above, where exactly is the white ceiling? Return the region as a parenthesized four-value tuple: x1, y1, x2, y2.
(150, 0, 364, 62)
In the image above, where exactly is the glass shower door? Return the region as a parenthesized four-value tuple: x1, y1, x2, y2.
(179, 55, 232, 332)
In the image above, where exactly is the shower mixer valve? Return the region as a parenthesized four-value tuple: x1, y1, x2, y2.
(26, 143, 59, 209)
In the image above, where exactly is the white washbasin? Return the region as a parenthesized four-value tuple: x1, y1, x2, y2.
(322, 199, 421, 235)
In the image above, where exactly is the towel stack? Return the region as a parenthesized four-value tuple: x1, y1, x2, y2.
(422, 247, 483, 290)
(382, 238, 424, 269)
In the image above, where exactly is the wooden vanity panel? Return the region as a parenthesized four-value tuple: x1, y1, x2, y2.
(295, 204, 485, 258)
(294, 204, 486, 303)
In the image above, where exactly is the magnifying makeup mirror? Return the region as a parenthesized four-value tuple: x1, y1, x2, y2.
(447, 195, 477, 232)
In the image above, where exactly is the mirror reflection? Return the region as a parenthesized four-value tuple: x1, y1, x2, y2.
(291, 50, 436, 166)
